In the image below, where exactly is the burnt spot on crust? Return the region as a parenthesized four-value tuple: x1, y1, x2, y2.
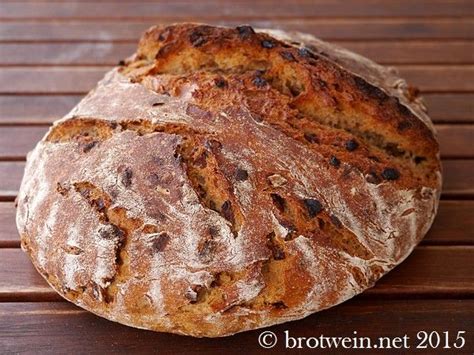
(270, 193, 286, 212)
(381, 168, 400, 181)
(235, 168, 249, 181)
(236, 25, 255, 39)
(151, 232, 170, 252)
(345, 139, 359, 151)
(152, 101, 165, 107)
(303, 199, 323, 218)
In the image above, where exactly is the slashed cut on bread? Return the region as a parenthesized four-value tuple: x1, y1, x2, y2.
(17, 23, 441, 337)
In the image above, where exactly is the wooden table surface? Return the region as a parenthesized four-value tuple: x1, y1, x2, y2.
(0, 0, 473, 353)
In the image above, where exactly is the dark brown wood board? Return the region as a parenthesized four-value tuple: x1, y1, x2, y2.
(0, 0, 472, 353)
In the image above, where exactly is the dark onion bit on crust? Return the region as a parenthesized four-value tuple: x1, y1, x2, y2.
(366, 171, 381, 184)
(214, 77, 227, 88)
(235, 168, 249, 181)
(82, 141, 97, 153)
(330, 214, 343, 228)
(152, 102, 165, 106)
(345, 139, 359, 151)
(221, 200, 234, 223)
(99, 224, 125, 243)
(270, 193, 286, 212)
(304, 133, 319, 143)
(298, 47, 317, 59)
(253, 76, 267, 87)
(261, 40, 275, 49)
(353, 76, 386, 101)
(280, 51, 296, 61)
(152, 233, 170, 252)
(189, 31, 206, 47)
(236, 25, 255, 39)
(121, 167, 133, 187)
(329, 156, 341, 168)
(303, 199, 323, 217)
(381, 168, 400, 181)
(414, 156, 426, 164)
(397, 120, 412, 131)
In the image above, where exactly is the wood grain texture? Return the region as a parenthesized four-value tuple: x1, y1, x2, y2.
(1, 19, 473, 42)
(1, 160, 473, 199)
(2, 93, 471, 125)
(2, 200, 472, 247)
(0, 125, 472, 159)
(0, 300, 472, 354)
(2, 41, 473, 66)
(2, 0, 473, 19)
(0, 246, 472, 302)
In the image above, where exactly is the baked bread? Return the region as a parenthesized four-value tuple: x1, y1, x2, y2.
(16, 23, 441, 337)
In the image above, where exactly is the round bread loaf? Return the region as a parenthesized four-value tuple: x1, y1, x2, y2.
(16, 23, 441, 337)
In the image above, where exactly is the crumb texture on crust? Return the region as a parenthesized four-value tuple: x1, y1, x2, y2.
(16, 23, 441, 337)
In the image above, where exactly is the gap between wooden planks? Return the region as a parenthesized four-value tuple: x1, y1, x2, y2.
(0, 300, 472, 353)
(1, 200, 472, 247)
(0, 125, 472, 160)
(1, 41, 473, 65)
(0, 66, 472, 93)
(1, 19, 473, 42)
(0, 246, 473, 302)
(1, 0, 473, 19)
(0, 160, 472, 201)
(1, 93, 471, 124)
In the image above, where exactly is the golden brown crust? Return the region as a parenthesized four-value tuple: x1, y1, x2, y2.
(17, 23, 441, 337)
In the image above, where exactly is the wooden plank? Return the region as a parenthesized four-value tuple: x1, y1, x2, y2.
(0, 95, 82, 124)
(0, 203, 19, 247)
(1, 1, 473, 19)
(443, 160, 474, 198)
(0, 125, 472, 160)
(0, 161, 25, 199)
(0, 247, 472, 302)
(2, 200, 472, 246)
(338, 41, 474, 65)
(1, 19, 472, 42)
(0, 126, 48, 160)
(0, 300, 472, 353)
(0, 66, 472, 94)
(1, 93, 471, 125)
(436, 125, 474, 158)
(398, 65, 474, 92)
(2, 41, 473, 66)
(424, 94, 474, 123)
(425, 201, 474, 245)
